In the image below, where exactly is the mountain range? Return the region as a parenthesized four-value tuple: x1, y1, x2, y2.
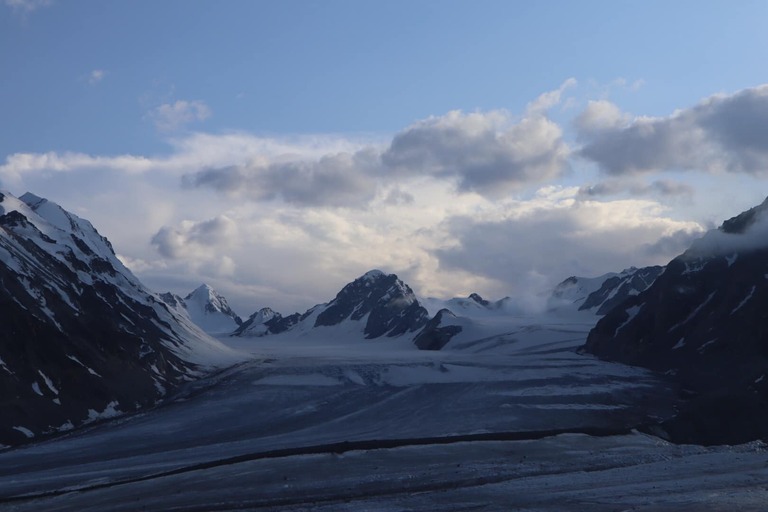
(3, 189, 768, 446)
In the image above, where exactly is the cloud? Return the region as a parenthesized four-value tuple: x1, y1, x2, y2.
(643, 228, 705, 258)
(88, 69, 105, 85)
(573, 100, 630, 138)
(150, 100, 211, 132)
(151, 215, 238, 259)
(0, 132, 372, 187)
(4, 0, 51, 13)
(578, 84, 768, 175)
(1, 82, 574, 206)
(435, 187, 704, 306)
(527, 77, 577, 113)
(184, 149, 380, 208)
(382, 109, 570, 197)
(577, 179, 693, 198)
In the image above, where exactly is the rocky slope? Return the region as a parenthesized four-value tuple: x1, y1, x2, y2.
(584, 197, 768, 444)
(0, 192, 235, 446)
(550, 266, 664, 315)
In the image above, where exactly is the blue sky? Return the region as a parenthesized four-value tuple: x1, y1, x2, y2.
(3, 1, 768, 315)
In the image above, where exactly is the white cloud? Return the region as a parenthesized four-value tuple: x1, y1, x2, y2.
(150, 100, 211, 132)
(436, 187, 705, 307)
(88, 69, 105, 85)
(151, 215, 239, 259)
(4, 0, 51, 13)
(527, 77, 577, 113)
(574, 100, 630, 138)
(8, 82, 766, 315)
(381, 109, 570, 197)
(578, 84, 768, 175)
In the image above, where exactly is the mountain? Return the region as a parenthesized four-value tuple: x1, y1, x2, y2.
(233, 307, 303, 337)
(0, 191, 236, 446)
(158, 284, 243, 335)
(549, 266, 664, 315)
(584, 197, 768, 444)
(234, 270, 430, 340)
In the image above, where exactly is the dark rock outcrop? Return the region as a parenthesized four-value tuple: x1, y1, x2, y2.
(414, 309, 463, 351)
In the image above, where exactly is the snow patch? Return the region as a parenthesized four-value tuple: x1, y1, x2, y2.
(731, 286, 756, 315)
(12, 426, 34, 438)
(38, 370, 59, 395)
(669, 291, 717, 332)
(86, 401, 121, 422)
(615, 305, 642, 334)
(672, 338, 686, 350)
(0, 356, 13, 375)
(66, 354, 102, 377)
(56, 421, 74, 432)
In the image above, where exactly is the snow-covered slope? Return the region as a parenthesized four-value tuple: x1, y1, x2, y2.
(182, 284, 242, 334)
(549, 266, 664, 315)
(0, 191, 239, 446)
(234, 270, 430, 341)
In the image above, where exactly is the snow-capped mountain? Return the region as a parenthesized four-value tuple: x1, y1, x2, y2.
(234, 270, 430, 340)
(584, 197, 768, 444)
(0, 191, 237, 446)
(549, 266, 664, 315)
(159, 284, 243, 335)
(422, 293, 512, 317)
(233, 307, 303, 337)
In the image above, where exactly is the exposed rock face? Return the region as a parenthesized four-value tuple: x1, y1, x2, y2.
(0, 192, 232, 446)
(584, 198, 768, 444)
(578, 266, 664, 315)
(314, 270, 429, 338)
(414, 309, 463, 351)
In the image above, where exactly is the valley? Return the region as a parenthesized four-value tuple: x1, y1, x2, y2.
(3, 315, 762, 511)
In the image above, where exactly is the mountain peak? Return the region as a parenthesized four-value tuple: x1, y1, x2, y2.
(314, 271, 428, 338)
(182, 284, 242, 333)
(468, 293, 490, 306)
(720, 196, 768, 234)
(360, 269, 386, 282)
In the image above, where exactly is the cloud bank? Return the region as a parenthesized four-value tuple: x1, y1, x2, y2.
(579, 85, 768, 175)
(6, 81, 768, 313)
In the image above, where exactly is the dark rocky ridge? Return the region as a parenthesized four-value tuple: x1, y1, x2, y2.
(0, 192, 223, 446)
(579, 266, 664, 314)
(413, 309, 463, 351)
(234, 270, 429, 340)
(314, 270, 429, 338)
(584, 197, 768, 445)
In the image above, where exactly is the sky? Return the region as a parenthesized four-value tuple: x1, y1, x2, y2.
(3, 0, 768, 317)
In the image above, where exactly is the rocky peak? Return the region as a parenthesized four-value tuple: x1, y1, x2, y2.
(468, 293, 490, 307)
(315, 270, 428, 338)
